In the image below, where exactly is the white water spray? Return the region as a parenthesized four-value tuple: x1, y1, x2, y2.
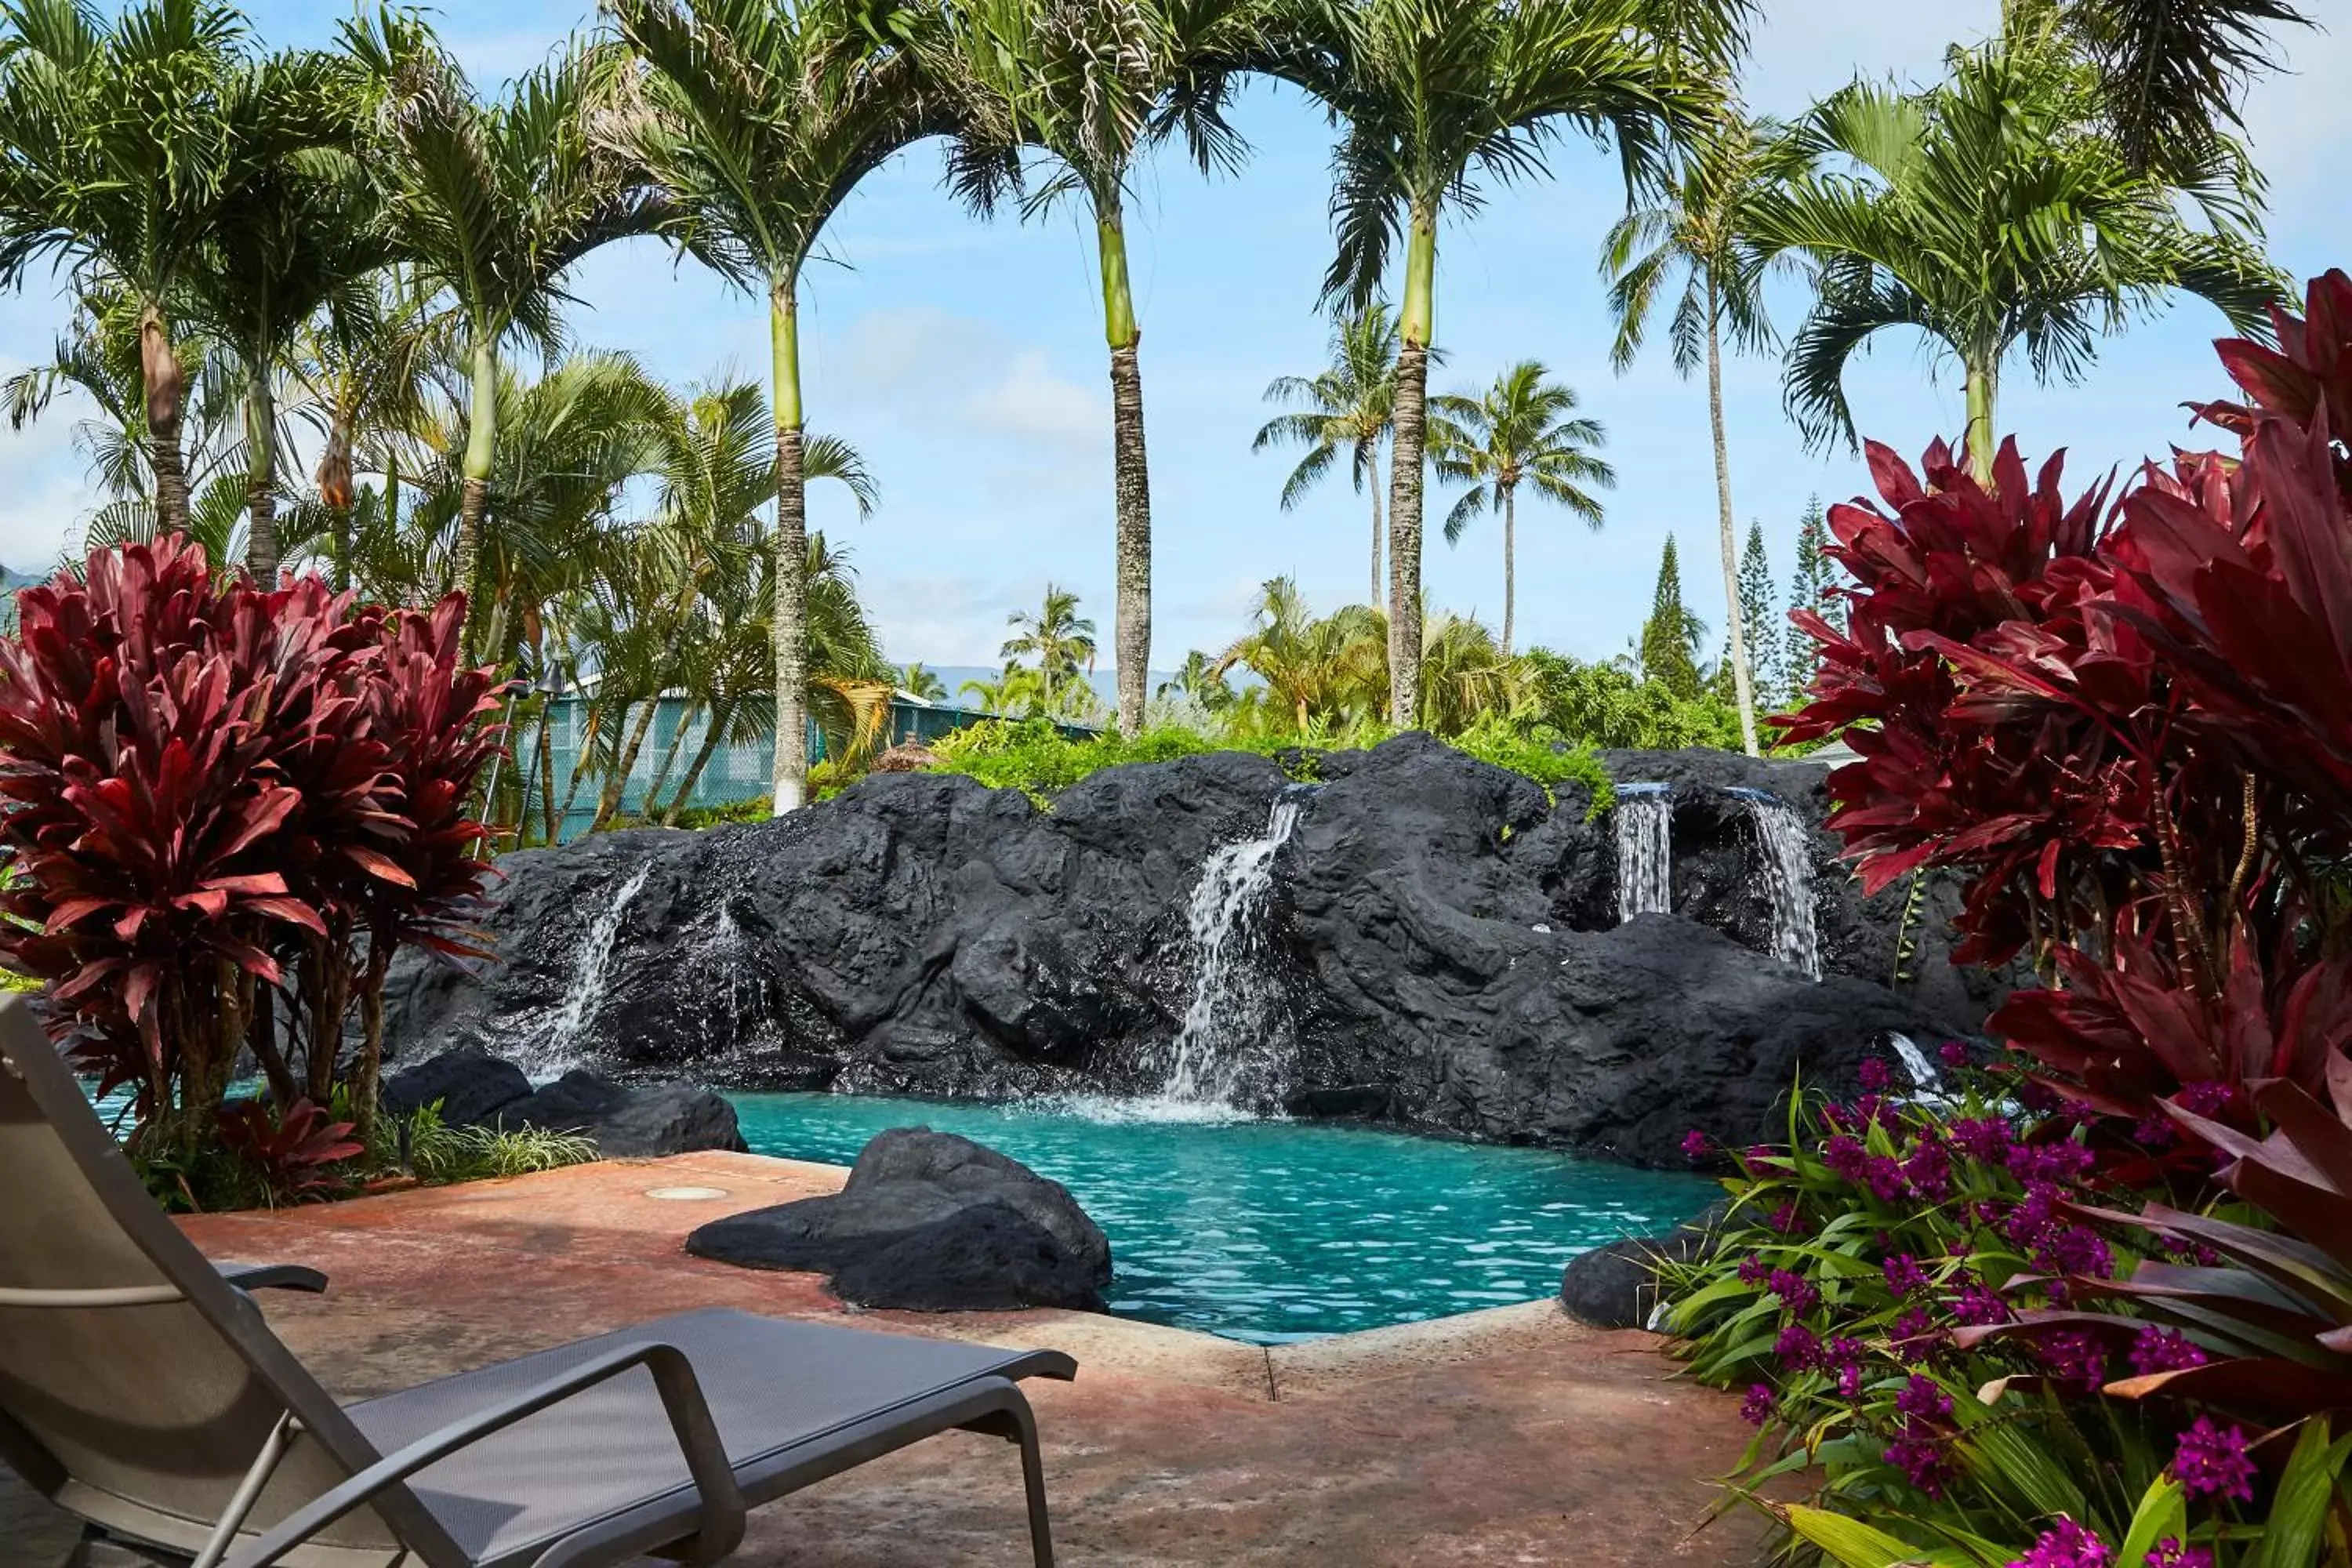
(526, 860, 652, 1076)
(1737, 790, 1822, 980)
(1614, 786, 1673, 922)
(1159, 794, 1306, 1108)
(1888, 1033, 1942, 1095)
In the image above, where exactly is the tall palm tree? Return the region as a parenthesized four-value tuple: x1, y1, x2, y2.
(342, 9, 661, 653)
(1002, 583, 1098, 713)
(608, 0, 938, 813)
(1273, 0, 1715, 728)
(2034, 0, 2311, 177)
(940, 0, 1264, 739)
(1751, 38, 2281, 481)
(1601, 111, 1799, 755)
(1253, 300, 1401, 606)
(0, 1, 342, 537)
(1428, 361, 1613, 659)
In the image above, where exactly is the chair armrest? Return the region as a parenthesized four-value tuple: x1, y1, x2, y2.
(223, 1341, 746, 1568)
(214, 1262, 328, 1295)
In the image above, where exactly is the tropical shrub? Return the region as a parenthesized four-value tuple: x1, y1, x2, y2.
(1780, 272, 2352, 1127)
(0, 536, 500, 1154)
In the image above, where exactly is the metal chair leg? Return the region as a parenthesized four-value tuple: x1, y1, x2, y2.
(963, 1396, 1055, 1568)
(67, 1528, 191, 1568)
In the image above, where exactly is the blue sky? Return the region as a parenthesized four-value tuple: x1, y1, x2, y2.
(1, 3, 2345, 670)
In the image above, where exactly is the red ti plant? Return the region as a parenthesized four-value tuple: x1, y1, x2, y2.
(212, 1097, 367, 1204)
(0, 536, 500, 1152)
(1782, 270, 2352, 1131)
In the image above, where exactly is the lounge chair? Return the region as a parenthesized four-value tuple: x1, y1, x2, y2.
(0, 997, 1076, 1567)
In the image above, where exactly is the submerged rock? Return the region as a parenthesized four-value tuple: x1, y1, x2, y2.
(386, 737, 2002, 1165)
(686, 1127, 1112, 1312)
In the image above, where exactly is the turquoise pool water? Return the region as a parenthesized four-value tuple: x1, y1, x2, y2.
(729, 1092, 1717, 1345)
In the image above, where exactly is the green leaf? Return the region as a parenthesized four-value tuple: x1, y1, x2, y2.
(1782, 1504, 1939, 1567)
(1959, 1421, 2089, 1523)
(2252, 1421, 2348, 1568)
(2113, 1474, 2186, 1568)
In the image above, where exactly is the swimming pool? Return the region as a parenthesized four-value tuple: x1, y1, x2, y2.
(730, 1092, 1717, 1345)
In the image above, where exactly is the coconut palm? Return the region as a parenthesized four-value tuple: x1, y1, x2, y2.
(939, 0, 1265, 739)
(1751, 38, 2281, 481)
(340, 9, 662, 653)
(1601, 111, 1802, 755)
(1002, 583, 1098, 713)
(0, 1, 345, 536)
(1253, 300, 1403, 606)
(1427, 361, 1612, 660)
(608, 0, 939, 812)
(1416, 611, 1520, 735)
(1273, 0, 1717, 728)
(901, 663, 949, 702)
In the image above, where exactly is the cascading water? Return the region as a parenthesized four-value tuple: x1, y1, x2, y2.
(524, 860, 652, 1076)
(1887, 1033, 1942, 1096)
(1731, 789, 1822, 980)
(1157, 791, 1309, 1109)
(1614, 785, 1673, 923)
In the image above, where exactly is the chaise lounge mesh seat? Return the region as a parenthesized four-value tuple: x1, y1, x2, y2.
(0, 997, 1076, 1567)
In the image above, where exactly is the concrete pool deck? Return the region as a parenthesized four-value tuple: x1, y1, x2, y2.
(2, 1151, 1775, 1566)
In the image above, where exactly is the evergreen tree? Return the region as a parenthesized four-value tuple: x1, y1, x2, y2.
(1784, 495, 1841, 705)
(1640, 533, 1704, 700)
(1738, 521, 1780, 712)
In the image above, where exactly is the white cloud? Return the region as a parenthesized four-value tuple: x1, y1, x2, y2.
(962, 350, 1105, 456)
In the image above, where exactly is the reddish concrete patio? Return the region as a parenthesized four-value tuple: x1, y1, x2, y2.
(2, 1151, 1773, 1566)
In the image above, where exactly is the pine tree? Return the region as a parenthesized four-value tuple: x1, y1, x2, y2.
(1738, 520, 1780, 712)
(1641, 533, 1703, 700)
(1784, 495, 1841, 706)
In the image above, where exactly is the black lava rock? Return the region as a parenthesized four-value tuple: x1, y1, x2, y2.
(380, 1047, 532, 1128)
(1558, 1200, 1733, 1330)
(387, 738, 2005, 1166)
(685, 1127, 1112, 1312)
(496, 1069, 748, 1157)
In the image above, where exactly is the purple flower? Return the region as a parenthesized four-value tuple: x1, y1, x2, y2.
(1859, 1056, 1893, 1093)
(1951, 1116, 2013, 1165)
(1895, 1374, 1953, 1422)
(2176, 1080, 2232, 1117)
(1882, 1253, 1932, 1297)
(2172, 1416, 2257, 1502)
(2009, 1138, 2096, 1184)
(1821, 1133, 1868, 1181)
(1837, 1361, 1865, 1399)
(1939, 1039, 1971, 1069)
(2009, 1518, 2112, 1568)
(2034, 1224, 2114, 1281)
(1744, 1144, 1779, 1165)
(1767, 1201, 1807, 1236)
(2127, 1327, 2209, 1377)
(1864, 1156, 1911, 1203)
(1739, 1382, 1775, 1425)
(1736, 1254, 1770, 1286)
(2132, 1112, 2178, 1149)
(1767, 1269, 1820, 1315)
(1885, 1419, 1957, 1498)
(2038, 1328, 2109, 1392)
(1826, 1334, 1866, 1367)
(1953, 1283, 2012, 1327)
(1889, 1307, 1946, 1363)
(1903, 1138, 1953, 1203)
(1681, 1128, 1710, 1161)
(1774, 1324, 1821, 1370)
(2143, 1538, 2212, 1568)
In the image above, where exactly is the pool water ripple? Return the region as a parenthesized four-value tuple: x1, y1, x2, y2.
(729, 1092, 1716, 1345)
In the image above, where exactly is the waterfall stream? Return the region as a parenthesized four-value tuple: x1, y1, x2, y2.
(1158, 793, 1308, 1109)
(1614, 785, 1673, 922)
(1733, 790, 1822, 980)
(524, 860, 652, 1076)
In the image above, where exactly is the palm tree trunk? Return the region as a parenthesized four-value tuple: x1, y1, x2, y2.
(771, 274, 811, 815)
(662, 695, 736, 826)
(456, 338, 499, 651)
(642, 700, 698, 820)
(592, 697, 661, 832)
(1366, 442, 1384, 609)
(1964, 358, 1998, 484)
(1708, 300, 1759, 757)
(1098, 195, 1152, 739)
(244, 359, 279, 581)
(1385, 209, 1438, 729)
(138, 304, 190, 539)
(1501, 482, 1517, 658)
(554, 704, 604, 842)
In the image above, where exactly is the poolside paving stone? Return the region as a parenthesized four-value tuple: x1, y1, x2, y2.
(2, 1150, 1775, 1566)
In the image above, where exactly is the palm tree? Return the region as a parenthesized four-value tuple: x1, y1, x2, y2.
(342, 9, 661, 653)
(1214, 576, 1388, 734)
(1253, 301, 1402, 606)
(901, 663, 949, 702)
(1601, 111, 1800, 755)
(1002, 583, 1098, 713)
(1751, 38, 2281, 482)
(1272, 0, 1717, 728)
(2038, 0, 2311, 177)
(1417, 611, 1520, 735)
(1428, 361, 1613, 659)
(0, 1, 343, 537)
(939, 0, 1264, 739)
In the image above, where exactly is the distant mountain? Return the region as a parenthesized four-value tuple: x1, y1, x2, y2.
(0, 566, 38, 636)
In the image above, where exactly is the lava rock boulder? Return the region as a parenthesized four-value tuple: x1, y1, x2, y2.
(1558, 1200, 1732, 1330)
(685, 1127, 1113, 1312)
(380, 1047, 532, 1128)
(495, 1069, 748, 1158)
